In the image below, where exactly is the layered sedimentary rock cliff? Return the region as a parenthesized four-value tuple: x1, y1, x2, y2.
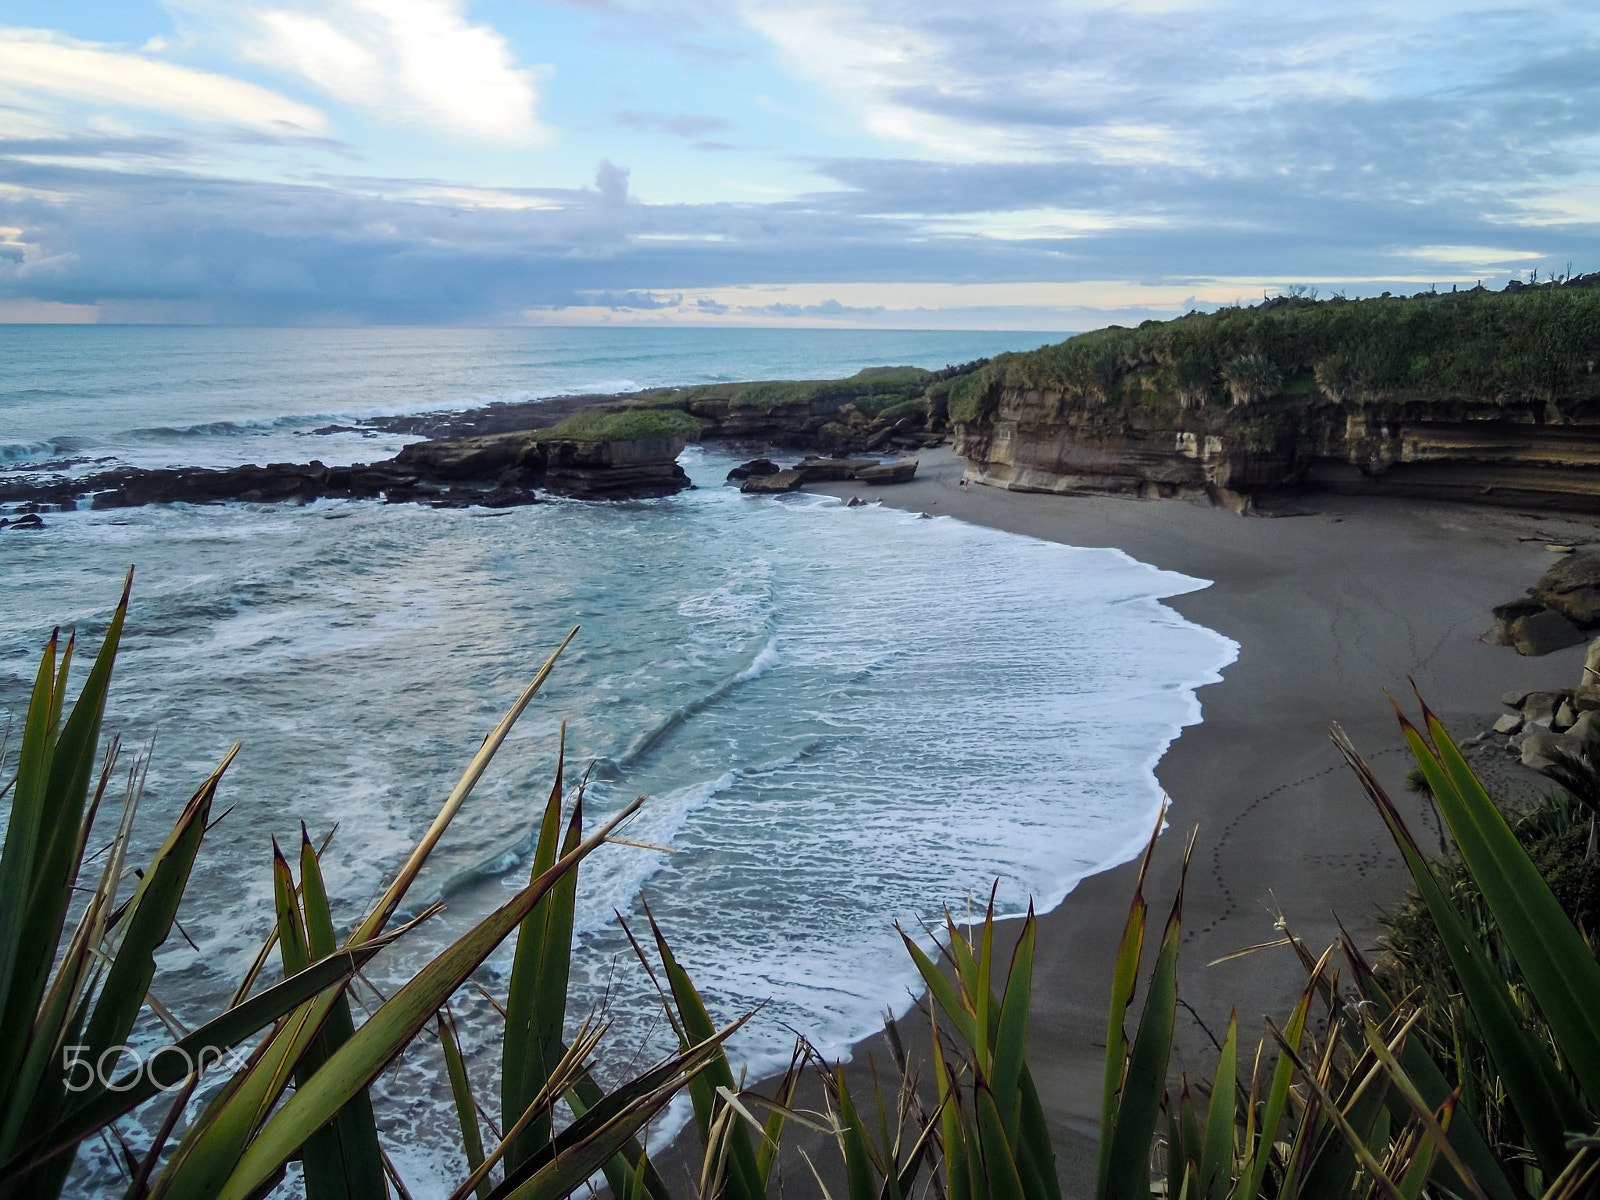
(952, 281, 1600, 512)
(957, 394, 1600, 512)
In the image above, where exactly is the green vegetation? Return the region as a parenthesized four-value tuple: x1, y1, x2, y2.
(948, 280, 1600, 426)
(533, 408, 701, 444)
(1376, 785, 1600, 1165)
(0, 585, 730, 1200)
(649, 366, 932, 414)
(1101, 707, 1600, 1200)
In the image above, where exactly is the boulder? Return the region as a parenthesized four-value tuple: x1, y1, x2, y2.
(1520, 710, 1600, 769)
(855, 459, 919, 485)
(1508, 607, 1586, 656)
(1493, 712, 1523, 734)
(1483, 597, 1546, 646)
(1572, 709, 1600, 744)
(1522, 691, 1561, 728)
(0, 513, 44, 530)
(1584, 636, 1600, 686)
(1520, 731, 1570, 770)
(725, 458, 780, 481)
(1501, 688, 1536, 707)
(740, 469, 806, 494)
(796, 456, 877, 481)
(1530, 549, 1600, 625)
(1574, 684, 1600, 712)
(1557, 700, 1578, 729)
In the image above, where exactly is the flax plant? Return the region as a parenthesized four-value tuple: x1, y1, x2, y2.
(0, 580, 742, 1200)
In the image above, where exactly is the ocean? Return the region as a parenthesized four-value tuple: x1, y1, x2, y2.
(0, 325, 1237, 1197)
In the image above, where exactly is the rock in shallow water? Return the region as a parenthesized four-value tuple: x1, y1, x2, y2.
(726, 457, 780, 481)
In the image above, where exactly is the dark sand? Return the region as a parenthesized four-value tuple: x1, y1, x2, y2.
(763, 447, 1594, 1196)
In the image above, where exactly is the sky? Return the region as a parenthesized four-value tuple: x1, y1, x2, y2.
(0, 0, 1597, 328)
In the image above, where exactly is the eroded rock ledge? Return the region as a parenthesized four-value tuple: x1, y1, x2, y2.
(958, 395, 1600, 513)
(0, 430, 692, 512)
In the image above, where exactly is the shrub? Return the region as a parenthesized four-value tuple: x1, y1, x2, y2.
(948, 282, 1600, 424)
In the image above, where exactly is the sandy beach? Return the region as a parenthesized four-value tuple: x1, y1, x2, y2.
(759, 447, 1597, 1196)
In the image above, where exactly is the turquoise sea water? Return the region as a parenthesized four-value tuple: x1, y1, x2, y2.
(0, 326, 1236, 1197)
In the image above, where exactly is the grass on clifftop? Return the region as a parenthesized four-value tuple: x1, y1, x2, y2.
(947, 277, 1600, 424)
(532, 407, 701, 444)
(642, 366, 932, 417)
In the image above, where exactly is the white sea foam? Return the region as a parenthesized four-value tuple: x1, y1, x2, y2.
(5, 335, 1240, 1200)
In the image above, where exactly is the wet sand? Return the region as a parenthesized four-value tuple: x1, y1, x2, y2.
(774, 447, 1595, 1196)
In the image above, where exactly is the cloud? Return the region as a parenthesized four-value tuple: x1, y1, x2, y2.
(4, 0, 1600, 327)
(0, 28, 326, 132)
(578, 289, 685, 308)
(10, 144, 1590, 329)
(613, 109, 732, 138)
(234, 0, 543, 144)
(734, 0, 1600, 185)
(0, 135, 193, 160)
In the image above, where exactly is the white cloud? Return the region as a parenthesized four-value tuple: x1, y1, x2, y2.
(0, 27, 326, 131)
(241, 0, 544, 144)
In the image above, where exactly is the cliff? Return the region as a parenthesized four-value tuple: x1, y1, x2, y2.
(951, 279, 1600, 511)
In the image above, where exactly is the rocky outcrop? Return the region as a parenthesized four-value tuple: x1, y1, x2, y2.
(957, 393, 1600, 513)
(737, 457, 918, 494)
(726, 458, 780, 481)
(541, 436, 690, 498)
(0, 428, 693, 512)
(1529, 550, 1600, 624)
(1483, 598, 1588, 656)
(1485, 552, 1600, 655)
(1496, 655, 1600, 768)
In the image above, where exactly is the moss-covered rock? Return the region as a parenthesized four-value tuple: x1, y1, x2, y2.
(531, 408, 701, 444)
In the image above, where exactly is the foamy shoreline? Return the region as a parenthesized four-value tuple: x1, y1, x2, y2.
(742, 445, 1597, 1195)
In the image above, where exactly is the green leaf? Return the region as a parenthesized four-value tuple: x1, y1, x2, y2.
(932, 1008, 973, 1200)
(1199, 1015, 1236, 1200)
(0, 578, 130, 1133)
(975, 905, 994, 1082)
(900, 929, 979, 1052)
(565, 1064, 675, 1200)
(211, 796, 639, 1200)
(3, 941, 389, 1185)
(755, 1051, 800, 1192)
(489, 1045, 721, 1200)
(647, 910, 763, 1200)
(1241, 971, 1315, 1200)
(294, 830, 387, 1200)
(836, 1069, 880, 1200)
(1101, 833, 1191, 1200)
(991, 909, 1034, 1146)
(975, 1086, 1026, 1200)
(0, 631, 61, 1087)
(1096, 837, 1152, 1200)
(504, 740, 579, 1172)
(1336, 725, 1588, 1177)
(1411, 707, 1600, 1110)
(439, 1011, 490, 1200)
(1014, 1068, 1060, 1200)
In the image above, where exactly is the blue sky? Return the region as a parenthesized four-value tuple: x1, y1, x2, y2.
(1, 0, 1596, 327)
